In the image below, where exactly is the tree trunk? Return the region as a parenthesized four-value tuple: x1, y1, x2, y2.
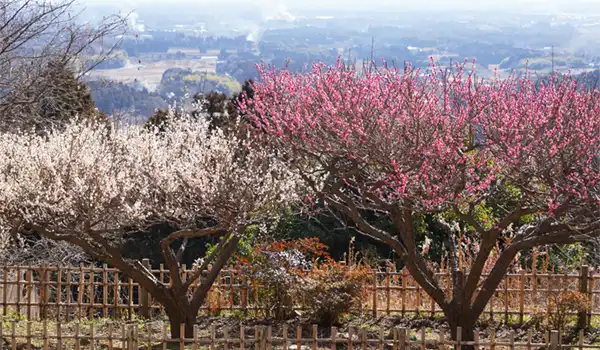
(165, 303, 197, 339)
(448, 311, 476, 350)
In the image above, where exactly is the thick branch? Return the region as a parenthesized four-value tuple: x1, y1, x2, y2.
(189, 233, 241, 313)
(326, 190, 448, 307)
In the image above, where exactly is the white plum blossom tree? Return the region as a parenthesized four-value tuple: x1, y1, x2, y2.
(0, 113, 302, 338)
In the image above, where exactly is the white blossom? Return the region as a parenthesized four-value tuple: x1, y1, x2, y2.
(0, 112, 303, 241)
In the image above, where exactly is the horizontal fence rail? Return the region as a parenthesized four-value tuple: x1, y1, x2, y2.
(0, 262, 598, 326)
(0, 322, 593, 350)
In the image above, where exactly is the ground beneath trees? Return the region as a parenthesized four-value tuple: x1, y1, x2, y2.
(3, 313, 600, 349)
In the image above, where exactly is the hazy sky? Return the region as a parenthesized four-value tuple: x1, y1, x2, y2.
(81, 0, 600, 15)
(82, 0, 577, 10)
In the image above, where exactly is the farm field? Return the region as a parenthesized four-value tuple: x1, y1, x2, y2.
(88, 58, 217, 90)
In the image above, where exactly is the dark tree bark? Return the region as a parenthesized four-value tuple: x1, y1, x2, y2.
(27, 223, 242, 340)
(323, 181, 600, 342)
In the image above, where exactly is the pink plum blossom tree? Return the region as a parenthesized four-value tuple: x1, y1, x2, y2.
(241, 60, 600, 340)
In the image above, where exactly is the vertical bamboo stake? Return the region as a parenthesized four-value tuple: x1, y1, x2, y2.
(519, 270, 525, 325)
(282, 325, 288, 350)
(331, 327, 336, 350)
(121, 324, 126, 350)
(26, 321, 31, 349)
(75, 322, 81, 350)
(210, 325, 215, 350)
(360, 327, 366, 350)
(56, 266, 62, 322)
(579, 265, 589, 329)
(255, 327, 259, 350)
(372, 272, 378, 317)
(180, 323, 185, 350)
(162, 323, 167, 350)
(26, 267, 32, 320)
(240, 325, 245, 350)
(474, 330, 479, 350)
(419, 328, 425, 350)
(140, 259, 151, 319)
(113, 271, 120, 319)
(490, 328, 495, 350)
(102, 264, 108, 318)
(40, 265, 48, 320)
(437, 329, 444, 350)
(401, 269, 407, 316)
(509, 331, 515, 350)
(398, 328, 406, 350)
(431, 273, 437, 317)
(90, 323, 96, 350)
(241, 275, 248, 315)
(504, 276, 509, 324)
(193, 324, 199, 350)
(578, 329, 584, 350)
(349, 327, 353, 350)
(125, 325, 132, 350)
(379, 328, 384, 350)
(229, 272, 234, 311)
(527, 329, 532, 350)
(146, 323, 152, 350)
(313, 325, 318, 350)
(533, 263, 538, 306)
(2, 266, 6, 317)
(416, 282, 421, 316)
(65, 268, 72, 322)
(128, 276, 134, 320)
(550, 330, 558, 350)
(15, 266, 20, 317)
(296, 326, 301, 350)
(56, 321, 62, 350)
(456, 327, 461, 350)
(90, 264, 96, 319)
(589, 277, 596, 328)
(108, 322, 114, 350)
(548, 275, 554, 321)
(267, 326, 273, 350)
(132, 324, 139, 350)
(224, 327, 230, 350)
(386, 267, 391, 315)
(11, 321, 16, 350)
(77, 266, 84, 321)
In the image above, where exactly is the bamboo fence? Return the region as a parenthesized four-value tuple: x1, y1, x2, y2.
(0, 262, 598, 326)
(0, 321, 593, 350)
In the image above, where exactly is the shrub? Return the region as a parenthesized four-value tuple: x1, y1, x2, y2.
(548, 291, 588, 332)
(298, 262, 370, 326)
(238, 238, 331, 320)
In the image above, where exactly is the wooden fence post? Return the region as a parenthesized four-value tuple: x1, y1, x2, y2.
(578, 265, 589, 330)
(550, 330, 559, 350)
(140, 259, 151, 319)
(40, 265, 49, 320)
(372, 272, 378, 318)
(127, 324, 135, 350)
(398, 328, 406, 350)
(241, 275, 248, 315)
